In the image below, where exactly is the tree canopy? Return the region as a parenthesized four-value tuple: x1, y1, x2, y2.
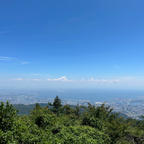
(0, 97, 144, 144)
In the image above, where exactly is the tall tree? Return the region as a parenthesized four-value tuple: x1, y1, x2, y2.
(53, 96, 62, 114)
(0, 101, 17, 132)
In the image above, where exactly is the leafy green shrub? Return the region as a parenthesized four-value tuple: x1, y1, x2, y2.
(53, 126, 111, 144)
(0, 102, 17, 132)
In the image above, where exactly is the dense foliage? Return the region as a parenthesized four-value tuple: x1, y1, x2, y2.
(0, 96, 144, 144)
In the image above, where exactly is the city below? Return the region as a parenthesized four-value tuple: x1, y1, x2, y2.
(1, 89, 144, 119)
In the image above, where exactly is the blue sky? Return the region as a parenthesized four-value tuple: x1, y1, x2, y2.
(0, 0, 144, 89)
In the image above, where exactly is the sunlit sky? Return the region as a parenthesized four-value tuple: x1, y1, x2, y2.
(0, 0, 144, 89)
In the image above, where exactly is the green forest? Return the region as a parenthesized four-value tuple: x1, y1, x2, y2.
(1, 96, 144, 144)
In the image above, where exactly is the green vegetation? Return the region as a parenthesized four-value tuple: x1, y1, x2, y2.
(0, 96, 144, 144)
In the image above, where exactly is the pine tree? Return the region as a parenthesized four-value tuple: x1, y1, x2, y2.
(52, 96, 62, 114)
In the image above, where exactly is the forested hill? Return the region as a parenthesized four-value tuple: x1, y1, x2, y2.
(14, 103, 129, 119)
(14, 103, 76, 115)
(14, 103, 48, 115)
(1, 96, 144, 144)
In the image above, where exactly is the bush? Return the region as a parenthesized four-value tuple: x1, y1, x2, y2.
(54, 126, 111, 144)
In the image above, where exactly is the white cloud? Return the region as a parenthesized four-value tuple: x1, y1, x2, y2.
(21, 61, 30, 65)
(12, 78, 24, 81)
(31, 79, 41, 81)
(47, 76, 119, 84)
(7, 76, 144, 89)
(0, 56, 30, 65)
(12, 78, 42, 81)
(47, 76, 70, 81)
(10, 75, 121, 84)
(0, 56, 11, 61)
(87, 78, 120, 84)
